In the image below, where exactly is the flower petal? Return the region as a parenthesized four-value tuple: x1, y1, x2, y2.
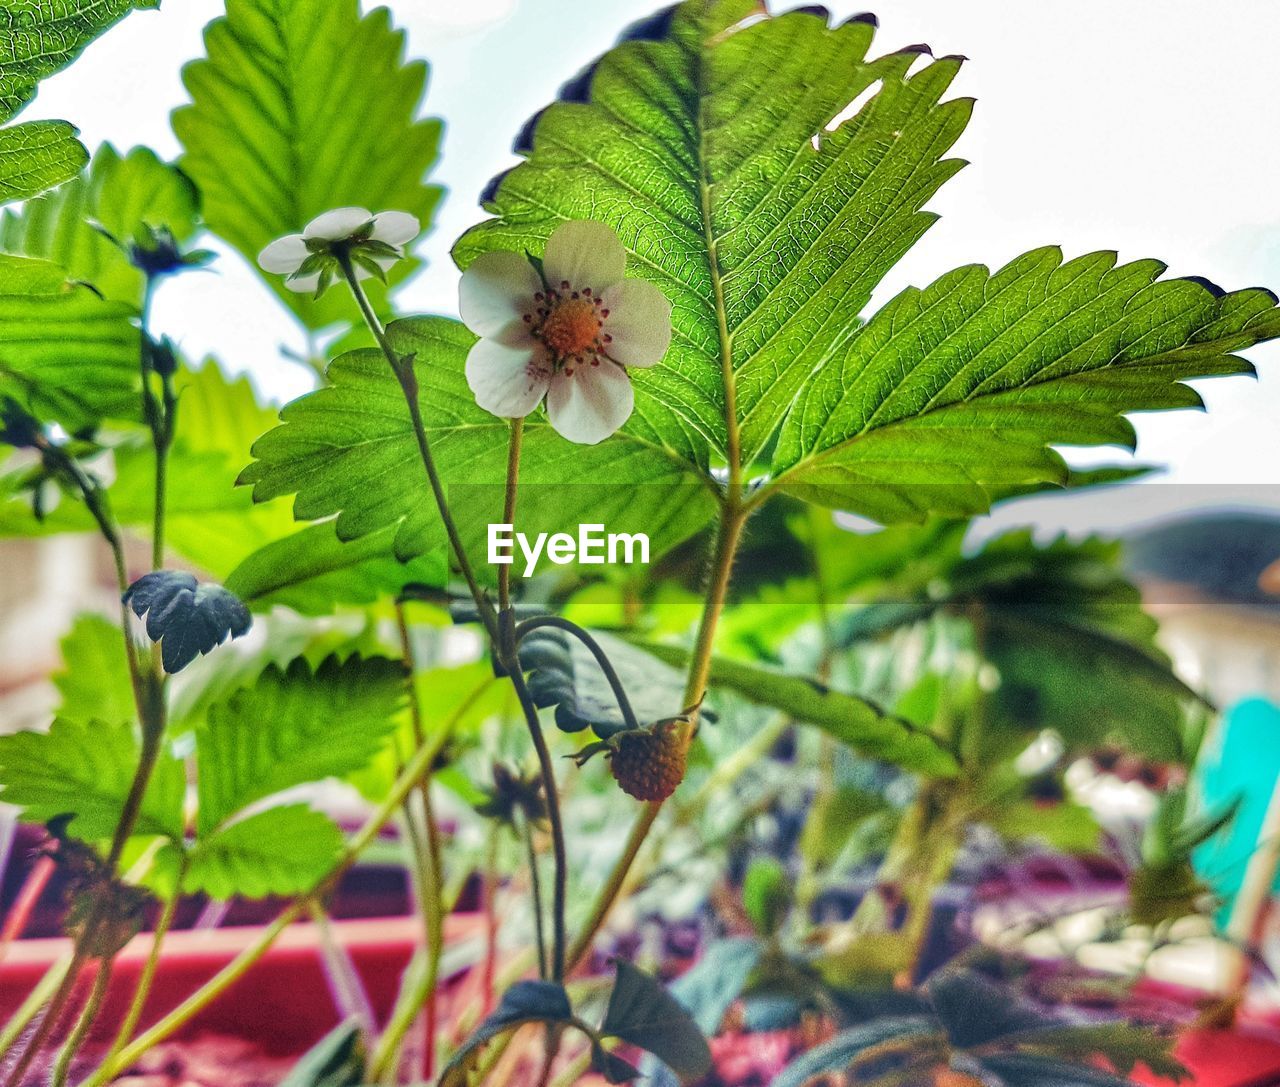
(459, 251, 543, 338)
(370, 210, 421, 248)
(600, 279, 673, 368)
(257, 234, 308, 274)
(546, 359, 634, 445)
(466, 338, 550, 419)
(284, 270, 323, 294)
(304, 207, 373, 241)
(543, 220, 626, 291)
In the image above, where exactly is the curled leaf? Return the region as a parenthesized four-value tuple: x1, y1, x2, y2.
(123, 570, 251, 673)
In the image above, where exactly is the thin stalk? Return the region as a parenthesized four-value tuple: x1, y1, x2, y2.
(498, 420, 522, 617)
(50, 960, 112, 1087)
(103, 855, 187, 1063)
(480, 825, 500, 1017)
(0, 955, 70, 1065)
(78, 680, 486, 1087)
(338, 257, 493, 634)
(508, 665, 567, 981)
(523, 812, 548, 980)
(565, 502, 746, 971)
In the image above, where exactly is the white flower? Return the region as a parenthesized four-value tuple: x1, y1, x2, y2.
(257, 207, 420, 294)
(459, 220, 673, 445)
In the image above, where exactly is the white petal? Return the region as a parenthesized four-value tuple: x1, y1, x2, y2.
(466, 337, 550, 418)
(284, 271, 322, 294)
(459, 251, 543, 338)
(370, 210, 420, 248)
(304, 207, 373, 241)
(546, 359, 634, 445)
(257, 234, 308, 274)
(543, 220, 626, 291)
(600, 279, 673, 368)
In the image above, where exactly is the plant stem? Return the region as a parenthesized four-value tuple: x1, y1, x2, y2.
(508, 667, 568, 983)
(78, 681, 485, 1087)
(338, 257, 493, 635)
(523, 812, 548, 980)
(0, 954, 70, 1065)
(50, 961, 112, 1087)
(565, 501, 746, 971)
(481, 825, 500, 1016)
(369, 604, 449, 1082)
(498, 420, 522, 617)
(103, 856, 187, 1065)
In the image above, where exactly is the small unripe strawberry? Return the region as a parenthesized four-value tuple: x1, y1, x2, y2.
(609, 718, 687, 801)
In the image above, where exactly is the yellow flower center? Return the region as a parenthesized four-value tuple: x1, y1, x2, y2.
(541, 297, 601, 358)
(525, 284, 612, 370)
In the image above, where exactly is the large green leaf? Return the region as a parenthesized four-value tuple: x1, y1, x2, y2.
(456, 0, 1278, 525)
(454, 0, 969, 470)
(173, 0, 443, 331)
(195, 653, 406, 834)
(633, 640, 956, 775)
(240, 315, 717, 574)
(0, 121, 86, 203)
(0, 0, 157, 122)
(773, 250, 1280, 519)
(1, 143, 200, 304)
(835, 530, 1205, 761)
(0, 1, 156, 202)
(52, 613, 135, 728)
(0, 716, 184, 842)
(183, 803, 343, 899)
(0, 253, 139, 430)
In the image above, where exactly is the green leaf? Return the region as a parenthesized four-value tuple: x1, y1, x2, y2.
(123, 570, 252, 674)
(631, 640, 956, 775)
(978, 1054, 1143, 1087)
(183, 803, 343, 899)
(834, 529, 1206, 761)
(0, 716, 183, 842)
(668, 937, 762, 1036)
(773, 250, 1280, 520)
(0, 1, 157, 123)
(601, 960, 712, 1085)
(173, 0, 443, 332)
(278, 1021, 366, 1087)
(1, 144, 200, 304)
(455, 0, 970, 470)
(53, 613, 135, 728)
(742, 857, 791, 938)
(926, 968, 1051, 1048)
(770, 1017, 939, 1087)
(196, 653, 406, 834)
(987, 799, 1101, 855)
(224, 522, 447, 614)
(0, 1, 156, 204)
(440, 981, 573, 1087)
(0, 121, 87, 204)
(240, 315, 716, 570)
(1001, 1023, 1187, 1081)
(0, 253, 139, 432)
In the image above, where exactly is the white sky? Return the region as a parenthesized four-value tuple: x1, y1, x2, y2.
(21, 0, 1280, 528)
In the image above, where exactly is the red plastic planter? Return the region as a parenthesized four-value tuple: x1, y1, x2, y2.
(1133, 1028, 1280, 1087)
(0, 915, 482, 1056)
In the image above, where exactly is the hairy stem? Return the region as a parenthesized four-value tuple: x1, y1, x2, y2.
(102, 856, 187, 1065)
(50, 961, 112, 1087)
(566, 502, 745, 971)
